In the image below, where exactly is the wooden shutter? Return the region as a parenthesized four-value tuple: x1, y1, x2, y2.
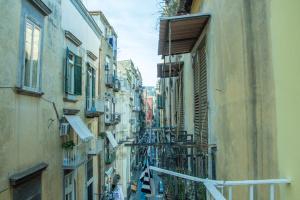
(64, 48, 69, 94)
(177, 69, 184, 132)
(198, 40, 208, 152)
(74, 55, 82, 95)
(193, 39, 208, 177)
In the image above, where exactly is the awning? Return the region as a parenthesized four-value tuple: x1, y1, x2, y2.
(157, 62, 184, 78)
(158, 13, 210, 56)
(65, 115, 94, 142)
(106, 131, 118, 148)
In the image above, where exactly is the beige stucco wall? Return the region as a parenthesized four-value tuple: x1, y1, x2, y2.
(0, 0, 103, 199)
(190, 0, 278, 198)
(0, 0, 64, 199)
(270, 0, 300, 199)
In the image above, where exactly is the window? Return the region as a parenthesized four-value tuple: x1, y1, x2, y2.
(86, 157, 93, 200)
(65, 49, 82, 95)
(22, 18, 42, 91)
(13, 175, 41, 200)
(86, 64, 96, 111)
(64, 172, 75, 200)
(105, 56, 110, 71)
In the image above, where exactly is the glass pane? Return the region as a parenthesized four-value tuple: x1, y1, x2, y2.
(31, 26, 40, 88)
(24, 22, 33, 87)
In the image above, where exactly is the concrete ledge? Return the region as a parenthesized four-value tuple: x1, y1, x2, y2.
(15, 87, 44, 97)
(9, 162, 48, 186)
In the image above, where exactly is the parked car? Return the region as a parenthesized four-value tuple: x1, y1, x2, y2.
(158, 181, 164, 194)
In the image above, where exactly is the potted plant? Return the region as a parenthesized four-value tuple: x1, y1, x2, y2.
(98, 132, 106, 139)
(62, 140, 75, 150)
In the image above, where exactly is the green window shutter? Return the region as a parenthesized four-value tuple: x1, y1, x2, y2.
(92, 69, 95, 98)
(74, 55, 82, 95)
(64, 48, 69, 93)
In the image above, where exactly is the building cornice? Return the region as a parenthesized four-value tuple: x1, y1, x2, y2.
(87, 50, 97, 61)
(28, 0, 52, 16)
(70, 0, 102, 39)
(65, 31, 82, 47)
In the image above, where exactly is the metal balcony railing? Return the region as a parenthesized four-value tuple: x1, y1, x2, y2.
(105, 74, 114, 88)
(113, 78, 121, 92)
(150, 166, 290, 200)
(105, 150, 116, 165)
(88, 137, 102, 155)
(86, 98, 105, 117)
(62, 143, 87, 169)
(113, 113, 121, 124)
(132, 105, 141, 112)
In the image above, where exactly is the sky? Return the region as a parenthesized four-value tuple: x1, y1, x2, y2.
(84, 0, 162, 86)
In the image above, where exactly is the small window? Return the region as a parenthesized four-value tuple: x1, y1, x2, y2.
(65, 49, 82, 95)
(86, 65, 96, 111)
(22, 18, 42, 91)
(105, 56, 110, 71)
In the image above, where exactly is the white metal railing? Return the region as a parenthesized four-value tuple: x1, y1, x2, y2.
(63, 143, 87, 168)
(149, 166, 290, 200)
(88, 137, 102, 155)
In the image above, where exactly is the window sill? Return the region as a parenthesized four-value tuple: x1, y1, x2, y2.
(85, 110, 101, 118)
(63, 94, 78, 103)
(15, 87, 44, 97)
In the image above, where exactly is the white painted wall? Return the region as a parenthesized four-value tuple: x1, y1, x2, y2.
(61, 0, 100, 56)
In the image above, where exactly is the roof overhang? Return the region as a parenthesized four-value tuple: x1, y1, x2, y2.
(158, 13, 210, 56)
(157, 62, 184, 78)
(65, 115, 94, 142)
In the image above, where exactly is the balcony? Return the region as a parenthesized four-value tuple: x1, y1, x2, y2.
(88, 137, 102, 155)
(62, 142, 87, 169)
(157, 95, 165, 109)
(105, 74, 114, 88)
(105, 150, 116, 165)
(85, 98, 105, 118)
(113, 78, 121, 92)
(132, 105, 141, 112)
(113, 113, 121, 125)
(105, 113, 113, 126)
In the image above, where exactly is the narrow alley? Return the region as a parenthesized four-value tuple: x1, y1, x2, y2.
(0, 0, 300, 200)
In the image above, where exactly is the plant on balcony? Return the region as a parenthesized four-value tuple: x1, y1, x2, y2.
(62, 140, 75, 150)
(98, 132, 106, 139)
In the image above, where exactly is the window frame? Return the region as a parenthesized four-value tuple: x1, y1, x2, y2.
(22, 17, 42, 92)
(65, 49, 82, 96)
(67, 52, 75, 95)
(86, 63, 96, 111)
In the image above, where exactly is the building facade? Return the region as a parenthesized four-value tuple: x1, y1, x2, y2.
(0, 0, 115, 199)
(115, 60, 143, 199)
(89, 11, 121, 197)
(157, 0, 300, 199)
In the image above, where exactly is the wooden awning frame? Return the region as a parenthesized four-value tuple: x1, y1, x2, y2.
(157, 62, 184, 78)
(158, 13, 210, 56)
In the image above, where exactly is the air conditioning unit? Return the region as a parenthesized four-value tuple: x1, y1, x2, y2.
(60, 123, 69, 136)
(95, 100, 105, 113)
(105, 113, 112, 125)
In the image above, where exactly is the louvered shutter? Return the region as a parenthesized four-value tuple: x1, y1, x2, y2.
(193, 39, 208, 177)
(64, 48, 69, 94)
(74, 55, 82, 95)
(178, 69, 184, 132)
(92, 68, 95, 98)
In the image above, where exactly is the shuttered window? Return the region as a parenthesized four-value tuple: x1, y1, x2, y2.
(86, 65, 96, 110)
(193, 39, 208, 177)
(177, 69, 184, 132)
(74, 56, 82, 95)
(65, 49, 82, 95)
